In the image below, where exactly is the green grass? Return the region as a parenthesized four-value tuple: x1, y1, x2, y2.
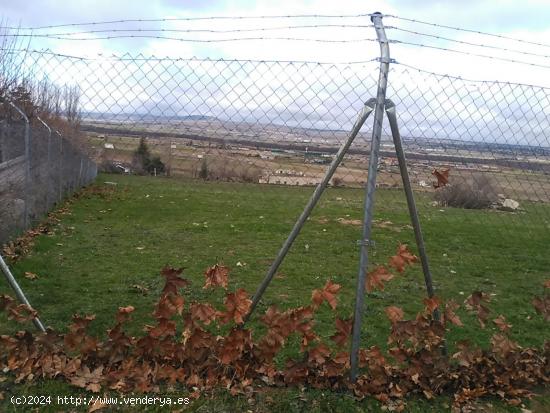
(1, 173, 549, 412)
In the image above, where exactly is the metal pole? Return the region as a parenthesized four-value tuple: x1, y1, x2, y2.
(37, 117, 52, 209)
(78, 157, 83, 188)
(8, 102, 31, 229)
(350, 12, 391, 381)
(56, 130, 63, 202)
(385, 101, 445, 352)
(244, 99, 376, 322)
(0, 254, 46, 332)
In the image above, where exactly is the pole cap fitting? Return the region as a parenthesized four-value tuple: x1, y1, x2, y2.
(370, 12, 383, 23)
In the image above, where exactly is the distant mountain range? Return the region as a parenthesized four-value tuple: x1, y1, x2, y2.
(81, 112, 218, 122)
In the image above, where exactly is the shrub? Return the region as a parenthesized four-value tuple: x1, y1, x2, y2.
(332, 177, 343, 187)
(132, 138, 166, 175)
(198, 158, 209, 180)
(147, 156, 165, 175)
(434, 173, 499, 209)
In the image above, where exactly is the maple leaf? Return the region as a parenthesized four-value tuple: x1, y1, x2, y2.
(190, 303, 218, 325)
(157, 365, 182, 385)
(299, 327, 318, 352)
(308, 343, 331, 365)
(24, 271, 39, 280)
(203, 264, 229, 289)
(465, 291, 491, 328)
(154, 294, 185, 319)
(366, 266, 394, 292)
(492, 315, 512, 332)
(330, 318, 352, 346)
(432, 168, 450, 188)
(388, 244, 418, 273)
(218, 328, 252, 364)
(311, 280, 341, 310)
(362, 346, 387, 368)
(0, 294, 15, 311)
(68, 314, 96, 333)
(491, 333, 520, 358)
(160, 266, 189, 296)
(8, 304, 38, 323)
(532, 295, 550, 321)
(423, 296, 441, 314)
(444, 300, 463, 326)
(115, 306, 135, 324)
(261, 306, 285, 327)
(147, 318, 177, 338)
(185, 327, 213, 351)
(221, 288, 251, 324)
(385, 306, 404, 324)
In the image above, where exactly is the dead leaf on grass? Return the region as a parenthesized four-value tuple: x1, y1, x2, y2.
(24, 272, 39, 280)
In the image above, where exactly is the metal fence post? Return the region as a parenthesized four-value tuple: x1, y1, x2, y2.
(78, 156, 83, 187)
(350, 12, 391, 381)
(37, 117, 52, 209)
(8, 102, 31, 229)
(0, 254, 46, 332)
(55, 130, 63, 202)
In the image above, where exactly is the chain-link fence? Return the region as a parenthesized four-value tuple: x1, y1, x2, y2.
(0, 107, 97, 244)
(1, 41, 549, 253)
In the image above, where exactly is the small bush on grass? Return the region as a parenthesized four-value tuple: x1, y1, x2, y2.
(434, 173, 499, 209)
(132, 138, 166, 175)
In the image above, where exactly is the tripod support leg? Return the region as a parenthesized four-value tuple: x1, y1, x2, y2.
(243, 99, 377, 323)
(384, 99, 441, 321)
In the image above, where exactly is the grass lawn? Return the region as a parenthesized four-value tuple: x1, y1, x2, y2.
(1, 173, 549, 412)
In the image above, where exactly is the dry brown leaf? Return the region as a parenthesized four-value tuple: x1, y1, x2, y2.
(432, 168, 450, 188)
(385, 306, 404, 324)
(204, 264, 229, 289)
(24, 272, 39, 280)
(366, 266, 394, 292)
(493, 315, 512, 332)
(311, 280, 341, 310)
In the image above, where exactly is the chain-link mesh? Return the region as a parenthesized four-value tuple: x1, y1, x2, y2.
(0, 105, 97, 244)
(1, 48, 550, 256)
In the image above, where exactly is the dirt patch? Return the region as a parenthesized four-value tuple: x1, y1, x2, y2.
(336, 217, 362, 226)
(373, 219, 401, 232)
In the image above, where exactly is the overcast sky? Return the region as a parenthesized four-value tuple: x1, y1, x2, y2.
(2, 0, 550, 84)
(2, 0, 550, 145)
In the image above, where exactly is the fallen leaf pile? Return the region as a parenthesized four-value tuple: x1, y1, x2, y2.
(0, 249, 548, 412)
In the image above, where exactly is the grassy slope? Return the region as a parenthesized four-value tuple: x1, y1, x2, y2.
(0, 173, 549, 412)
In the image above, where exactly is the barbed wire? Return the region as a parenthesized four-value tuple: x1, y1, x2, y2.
(391, 39, 550, 70)
(1, 33, 379, 43)
(0, 13, 378, 31)
(388, 26, 550, 61)
(392, 61, 550, 90)
(0, 24, 375, 37)
(386, 14, 550, 50)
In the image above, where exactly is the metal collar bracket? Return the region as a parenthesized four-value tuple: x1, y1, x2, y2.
(356, 239, 375, 247)
(376, 57, 396, 64)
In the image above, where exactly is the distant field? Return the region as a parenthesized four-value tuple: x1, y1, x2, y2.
(1, 174, 549, 412)
(90, 132, 550, 203)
